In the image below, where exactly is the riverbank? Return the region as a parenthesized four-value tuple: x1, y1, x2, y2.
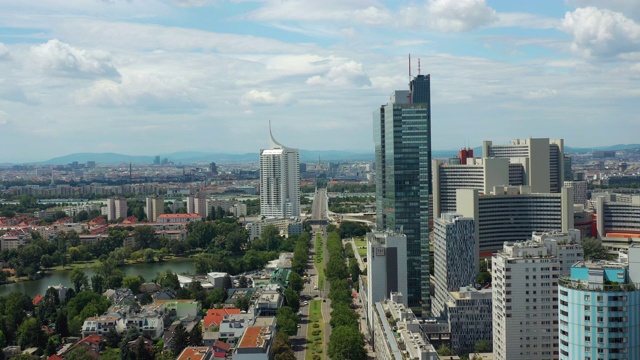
(0, 258, 197, 297)
(7, 256, 194, 285)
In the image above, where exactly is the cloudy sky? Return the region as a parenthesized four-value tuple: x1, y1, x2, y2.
(0, 0, 639, 162)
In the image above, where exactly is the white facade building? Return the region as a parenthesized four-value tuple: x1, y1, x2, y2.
(483, 138, 564, 193)
(456, 185, 574, 252)
(492, 241, 562, 360)
(259, 126, 300, 218)
(366, 231, 408, 326)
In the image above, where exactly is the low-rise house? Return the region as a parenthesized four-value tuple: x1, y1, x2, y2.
(125, 313, 165, 339)
(139, 282, 161, 293)
(255, 290, 282, 317)
(203, 308, 241, 332)
(177, 347, 213, 360)
(233, 326, 275, 360)
(155, 299, 201, 318)
(81, 315, 126, 338)
(103, 288, 136, 305)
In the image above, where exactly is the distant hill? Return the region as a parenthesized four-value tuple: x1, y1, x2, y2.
(7, 143, 640, 166)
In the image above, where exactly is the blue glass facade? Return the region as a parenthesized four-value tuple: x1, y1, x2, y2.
(374, 75, 432, 315)
(558, 266, 640, 359)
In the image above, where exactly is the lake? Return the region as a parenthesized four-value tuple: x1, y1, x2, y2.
(0, 259, 196, 298)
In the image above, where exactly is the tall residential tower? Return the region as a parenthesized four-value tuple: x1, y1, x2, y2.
(374, 73, 432, 314)
(260, 125, 300, 218)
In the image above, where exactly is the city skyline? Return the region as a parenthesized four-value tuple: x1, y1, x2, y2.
(1, 1, 639, 162)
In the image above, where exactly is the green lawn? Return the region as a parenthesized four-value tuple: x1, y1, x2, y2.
(355, 240, 367, 256)
(48, 259, 102, 272)
(305, 300, 325, 360)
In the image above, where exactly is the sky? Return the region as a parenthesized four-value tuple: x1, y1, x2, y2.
(0, 0, 640, 162)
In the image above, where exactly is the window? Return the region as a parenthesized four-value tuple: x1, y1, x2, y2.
(585, 336, 591, 342)
(585, 295, 590, 301)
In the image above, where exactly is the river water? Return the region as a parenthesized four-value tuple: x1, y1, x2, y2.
(0, 260, 196, 298)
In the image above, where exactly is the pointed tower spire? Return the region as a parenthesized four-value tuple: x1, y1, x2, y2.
(269, 121, 285, 149)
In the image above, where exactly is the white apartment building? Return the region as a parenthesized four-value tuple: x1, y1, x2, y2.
(366, 231, 408, 327)
(456, 185, 574, 252)
(446, 286, 493, 355)
(492, 241, 561, 360)
(432, 213, 477, 317)
(106, 197, 127, 221)
(531, 230, 583, 274)
(145, 195, 164, 222)
(259, 127, 300, 218)
(483, 138, 565, 193)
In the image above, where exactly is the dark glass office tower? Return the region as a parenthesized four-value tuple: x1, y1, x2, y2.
(374, 74, 432, 315)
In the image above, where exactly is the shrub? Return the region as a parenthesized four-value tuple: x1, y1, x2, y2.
(312, 323, 320, 328)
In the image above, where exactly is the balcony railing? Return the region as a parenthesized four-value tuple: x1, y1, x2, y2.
(558, 278, 640, 292)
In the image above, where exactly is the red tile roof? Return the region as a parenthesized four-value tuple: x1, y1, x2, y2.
(177, 347, 211, 360)
(204, 308, 241, 328)
(47, 355, 63, 360)
(80, 334, 104, 346)
(238, 326, 269, 349)
(213, 339, 231, 352)
(32, 294, 44, 305)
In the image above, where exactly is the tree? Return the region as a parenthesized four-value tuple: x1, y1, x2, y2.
(17, 318, 44, 349)
(328, 325, 366, 360)
(330, 304, 358, 329)
(272, 331, 296, 360)
(474, 339, 492, 353)
(288, 272, 304, 293)
(188, 322, 203, 346)
(437, 344, 456, 356)
(476, 271, 491, 287)
(206, 288, 225, 307)
(134, 225, 158, 250)
(239, 275, 248, 288)
(69, 268, 89, 293)
(235, 297, 250, 312)
(139, 292, 153, 305)
(582, 237, 613, 260)
(284, 288, 300, 312)
(170, 324, 189, 355)
(144, 249, 156, 263)
(222, 274, 232, 291)
(91, 274, 105, 294)
(122, 275, 144, 294)
(158, 271, 180, 290)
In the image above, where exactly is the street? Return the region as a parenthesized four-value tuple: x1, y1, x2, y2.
(292, 188, 330, 360)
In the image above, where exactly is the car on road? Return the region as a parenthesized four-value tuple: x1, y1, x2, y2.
(302, 301, 308, 305)
(323, 299, 326, 302)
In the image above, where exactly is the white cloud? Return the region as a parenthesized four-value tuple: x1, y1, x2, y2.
(76, 72, 195, 108)
(524, 88, 558, 100)
(29, 39, 120, 77)
(0, 43, 10, 60)
(424, 0, 498, 32)
(241, 89, 291, 105)
(306, 61, 371, 88)
(567, 0, 640, 22)
(173, 0, 216, 6)
(562, 7, 640, 57)
(0, 111, 8, 125)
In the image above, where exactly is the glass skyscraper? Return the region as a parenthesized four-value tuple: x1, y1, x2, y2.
(374, 74, 432, 315)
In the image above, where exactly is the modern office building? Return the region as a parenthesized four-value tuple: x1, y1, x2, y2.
(558, 246, 640, 360)
(106, 197, 127, 221)
(483, 138, 565, 193)
(446, 286, 493, 355)
(374, 74, 431, 314)
(433, 157, 511, 218)
(432, 213, 477, 317)
(564, 180, 587, 207)
(595, 194, 640, 240)
(145, 195, 164, 222)
(366, 231, 408, 324)
(456, 185, 574, 252)
(492, 240, 562, 360)
(260, 126, 300, 218)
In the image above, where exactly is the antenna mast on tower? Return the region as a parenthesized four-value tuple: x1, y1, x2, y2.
(418, 58, 421, 75)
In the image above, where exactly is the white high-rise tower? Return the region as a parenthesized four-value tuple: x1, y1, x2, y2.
(260, 124, 300, 218)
